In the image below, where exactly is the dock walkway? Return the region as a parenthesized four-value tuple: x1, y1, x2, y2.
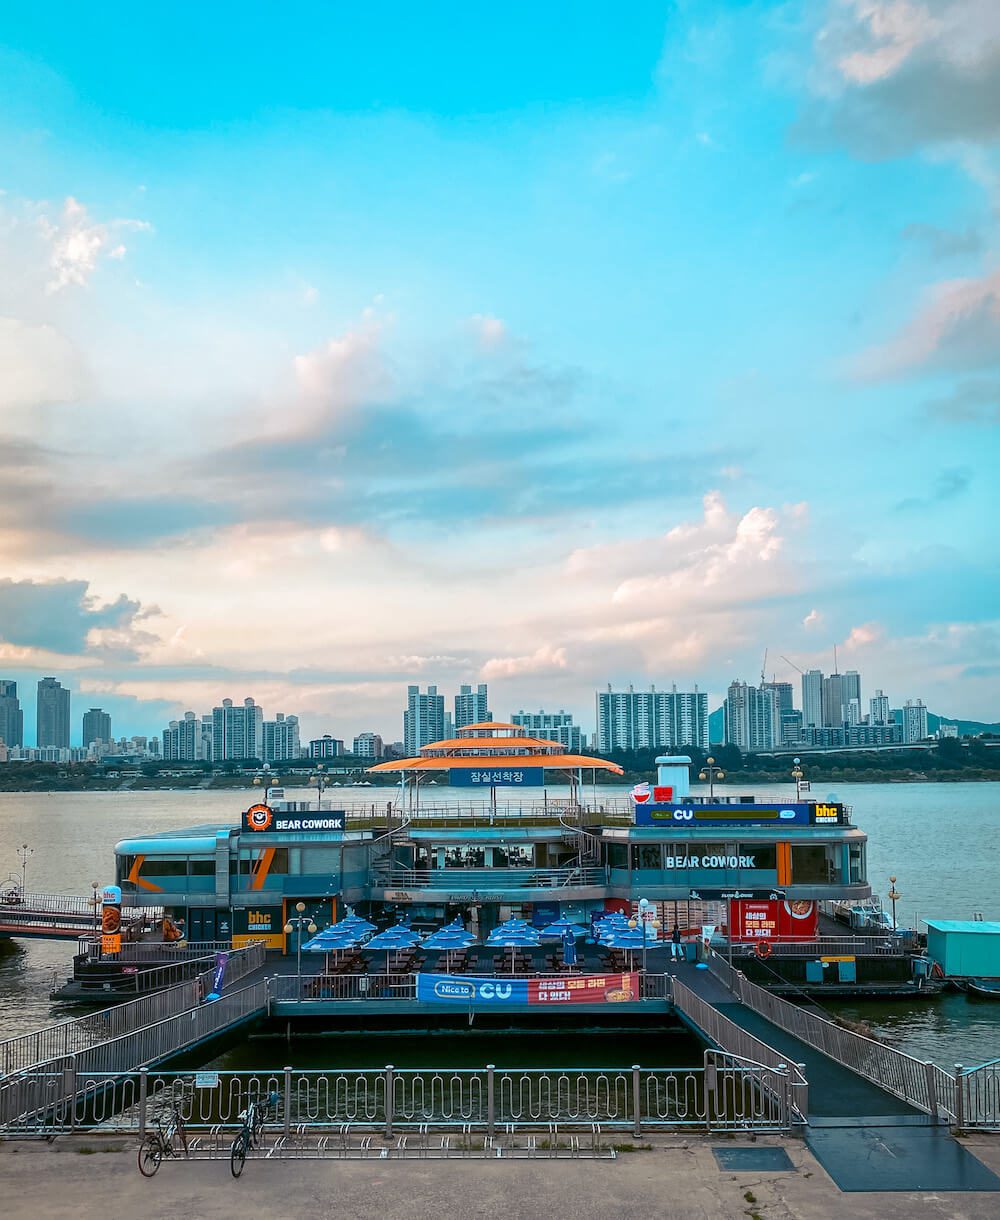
(671, 958, 1000, 1193)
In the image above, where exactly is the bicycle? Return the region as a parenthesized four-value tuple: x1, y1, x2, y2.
(230, 1089, 280, 1178)
(137, 1093, 189, 1177)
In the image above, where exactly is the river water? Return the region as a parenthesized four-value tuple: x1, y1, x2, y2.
(0, 782, 997, 1068)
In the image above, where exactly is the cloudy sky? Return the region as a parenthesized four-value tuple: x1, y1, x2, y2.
(1, 0, 998, 744)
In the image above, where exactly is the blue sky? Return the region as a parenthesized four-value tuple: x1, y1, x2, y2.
(0, 0, 998, 743)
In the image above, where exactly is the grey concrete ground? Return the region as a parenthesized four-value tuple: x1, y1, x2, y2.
(3, 1134, 1000, 1220)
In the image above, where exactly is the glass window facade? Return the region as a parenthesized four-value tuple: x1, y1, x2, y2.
(791, 845, 839, 884)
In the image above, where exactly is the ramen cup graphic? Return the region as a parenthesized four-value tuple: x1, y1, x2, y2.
(784, 900, 814, 919)
(102, 906, 121, 934)
(605, 977, 635, 1002)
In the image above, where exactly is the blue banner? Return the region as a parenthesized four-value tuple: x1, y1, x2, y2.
(205, 951, 229, 1001)
(417, 974, 528, 1003)
(633, 802, 843, 827)
(449, 767, 545, 787)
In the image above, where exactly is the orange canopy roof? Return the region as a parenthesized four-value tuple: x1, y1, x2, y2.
(368, 753, 623, 774)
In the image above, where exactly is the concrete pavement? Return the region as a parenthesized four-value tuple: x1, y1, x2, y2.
(3, 1133, 1000, 1220)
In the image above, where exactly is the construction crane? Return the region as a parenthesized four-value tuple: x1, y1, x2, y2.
(780, 654, 804, 674)
(760, 648, 768, 687)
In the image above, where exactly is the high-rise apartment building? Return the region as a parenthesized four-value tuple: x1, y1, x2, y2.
(82, 708, 111, 747)
(162, 711, 201, 761)
(404, 685, 446, 755)
(212, 697, 263, 761)
(309, 736, 344, 758)
(869, 690, 890, 725)
(512, 710, 585, 752)
(262, 713, 300, 763)
(0, 680, 24, 747)
(901, 699, 929, 744)
(821, 670, 862, 727)
(801, 670, 823, 729)
(454, 684, 490, 730)
(36, 677, 70, 748)
(723, 681, 777, 752)
(352, 732, 384, 758)
(595, 685, 708, 753)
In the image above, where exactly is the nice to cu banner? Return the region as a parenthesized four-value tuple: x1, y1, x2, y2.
(416, 973, 638, 1005)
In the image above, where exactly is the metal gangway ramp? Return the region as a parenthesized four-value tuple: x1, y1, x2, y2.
(0, 942, 267, 1131)
(669, 956, 1000, 1193)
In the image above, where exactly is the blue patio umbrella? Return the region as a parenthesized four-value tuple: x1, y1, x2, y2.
(487, 926, 541, 975)
(422, 925, 477, 972)
(364, 925, 422, 975)
(604, 924, 660, 971)
(537, 919, 587, 941)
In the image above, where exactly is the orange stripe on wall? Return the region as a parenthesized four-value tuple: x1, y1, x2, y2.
(127, 854, 163, 893)
(251, 847, 276, 891)
(776, 842, 791, 887)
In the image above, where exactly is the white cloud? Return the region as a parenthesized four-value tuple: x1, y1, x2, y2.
(854, 269, 1000, 378)
(803, 608, 823, 629)
(38, 196, 150, 293)
(481, 645, 568, 679)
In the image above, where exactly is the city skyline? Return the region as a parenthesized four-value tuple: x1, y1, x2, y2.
(0, 3, 997, 741)
(0, 666, 961, 754)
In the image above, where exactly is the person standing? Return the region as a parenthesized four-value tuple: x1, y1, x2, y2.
(671, 924, 683, 961)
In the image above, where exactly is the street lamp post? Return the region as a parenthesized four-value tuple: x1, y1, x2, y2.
(90, 881, 101, 957)
(887, 876, 901, 934)
(283, 900, 318, 981)
(792, 758, 805, 801)
(310, 763, 327, 810)
(698, 757, 725, 800)
(17, 843, 33, 896)
(629, 898, 661, 977)
(253, 764, 278, 805)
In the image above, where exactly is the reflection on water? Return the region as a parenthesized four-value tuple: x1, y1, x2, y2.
(0, 784, 998, 1066)
(824, 992, 1000, 1069)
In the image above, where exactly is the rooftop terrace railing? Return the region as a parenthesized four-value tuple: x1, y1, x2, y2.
(374, 866, 608, 890)
(728, 935, 918, 959)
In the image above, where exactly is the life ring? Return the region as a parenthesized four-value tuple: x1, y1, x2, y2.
(755, 940, 773, 959)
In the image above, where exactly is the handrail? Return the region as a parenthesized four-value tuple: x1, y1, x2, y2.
(375, 866, 607, 889)
(719, 964, 954, 1121)
(0, 941, 265, 1077)
(671, 977, 808, 1121)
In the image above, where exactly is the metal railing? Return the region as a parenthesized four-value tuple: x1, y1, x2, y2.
(0, 942, 266, 1077)
(56, 955, 217, 1000)
(956, 1057, 1000, 1130)
(267, 972, 672, 1004)
(720, 966, 954, 1122)
(374, 866, 607, 890)
(0, 890, 159, 921)
(729, 936, 917, 959)
(670, 977, 808, 1122)
(0, 1057, 797, 1136)
(74, 938, 234, 959)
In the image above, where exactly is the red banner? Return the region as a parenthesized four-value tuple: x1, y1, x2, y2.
(528, 973, 639, 1004)
(730, 899, 817, 941)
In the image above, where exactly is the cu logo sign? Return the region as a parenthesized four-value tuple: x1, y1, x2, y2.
(672, 809, 694, 821)
(246, 804, 273, 831)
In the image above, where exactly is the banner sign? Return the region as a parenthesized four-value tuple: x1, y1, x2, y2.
(101, 933, 121, 954)
(101, 883, 122, 938)
(634, 802, 844, 828)
(242, 805, 344, 833)
(416, 973, 638, 1005)
(204, 951, 229, 1001)
(689, 888, 785, 901)
(729, 899, 818, 941)
(450, 767, 545, 787)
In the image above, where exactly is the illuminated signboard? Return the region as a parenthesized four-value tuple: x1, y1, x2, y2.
(241, 806, 345, 833)
(634, 802, 844, 827)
